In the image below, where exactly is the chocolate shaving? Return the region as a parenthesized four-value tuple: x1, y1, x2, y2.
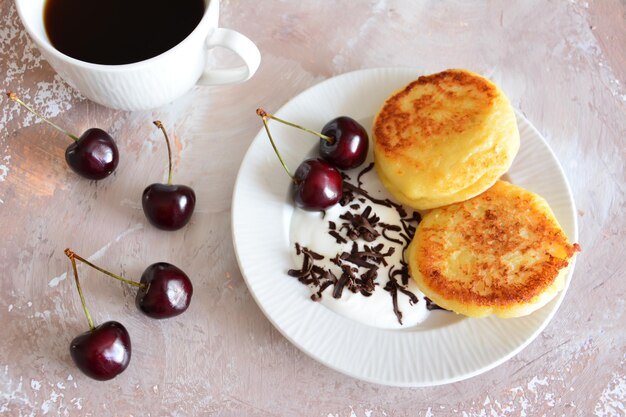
(381, 228, 403, 245)
(333, 265, 354, 299)
(407, 211, 422, 223)
(311, 278, 335, 302)
(358, 268, 377, 294)
(379, 223, 401, 231)
(329, 221, 336, 230)
(353, 250, 387, 259)
(390, 261, 411, 286)
(400, 218, 414, 239)
(398, 287, 418, 305)
(340, 253, 377, 269)
(301, 247, 324, 260)
(357, 162, 375, 188)
(311, 264, 325, 276)
(324, 269, 338, 284)
(339, 206, 381, 242)
(329, 230, 348, 244)
(400, 263, 410, 286)
(288, 252, 312, 278)
(425, 297, 449, 311)
(384, 278, 403, 325)
(339, 186, 355, 206)
(353, 247, 395, 267)
(383, 263, 419, 323)
(342, 181, 387, 206)
(298, 276, 316, 285)
(355, 246, 396, 258)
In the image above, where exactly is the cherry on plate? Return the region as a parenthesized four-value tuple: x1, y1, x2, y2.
(292, 158, 343, 211)
(319, 116, 368, 170)
(257, 110, 344, 211)
(256, 108, 368, 170)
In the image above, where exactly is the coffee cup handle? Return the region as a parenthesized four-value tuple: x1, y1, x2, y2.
(198, 28, 261, 85)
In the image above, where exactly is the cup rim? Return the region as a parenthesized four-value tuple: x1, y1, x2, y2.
(15, 0, 215, 72)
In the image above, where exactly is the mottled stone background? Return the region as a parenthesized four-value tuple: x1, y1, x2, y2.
(0, 0, 624, 416)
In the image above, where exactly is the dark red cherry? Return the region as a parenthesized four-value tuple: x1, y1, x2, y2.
(7, 92, 119, 180)
(142, 121, 195, 231)
(135, 263, 193, 319)
(142, 184, 196, 230)
(256, 110, 343, 212)
(293, 159, 343, 211)
(65, 128, 119, 180)
(319, 116, 368, 170)
(69, 321, 131, 381)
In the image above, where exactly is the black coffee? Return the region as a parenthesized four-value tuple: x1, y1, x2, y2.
(44, 0, 205, 65)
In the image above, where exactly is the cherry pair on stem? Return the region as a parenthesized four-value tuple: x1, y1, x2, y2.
(7, 93, 196, 231)
(64, 248, 192, 381)
(256, 108, 369, 211)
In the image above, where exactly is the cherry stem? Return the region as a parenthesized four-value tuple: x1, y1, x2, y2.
(6, 92, 79, 142)
(153, 121, 173, 185)
(256, 109, 296, 182)
(255, 108, 333, 143)
(64, 248, 146, 290)
(67, 253, 95, 331)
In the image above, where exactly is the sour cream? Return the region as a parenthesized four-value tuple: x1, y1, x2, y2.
(289, 167, 430, 329)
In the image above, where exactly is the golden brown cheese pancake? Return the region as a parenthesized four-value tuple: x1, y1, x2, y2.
(373, 69, 520, 210)
(407, 181, 581, 318)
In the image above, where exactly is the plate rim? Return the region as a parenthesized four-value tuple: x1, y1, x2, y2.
(231, 67, 579, 387)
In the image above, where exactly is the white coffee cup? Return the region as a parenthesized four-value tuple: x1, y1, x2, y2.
(15, 0, 261, 111)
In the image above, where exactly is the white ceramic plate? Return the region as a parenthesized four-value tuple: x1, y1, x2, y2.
(231, 68, 578, 387)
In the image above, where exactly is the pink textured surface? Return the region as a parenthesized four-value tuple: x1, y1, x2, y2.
(0, 0, 624, 415)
